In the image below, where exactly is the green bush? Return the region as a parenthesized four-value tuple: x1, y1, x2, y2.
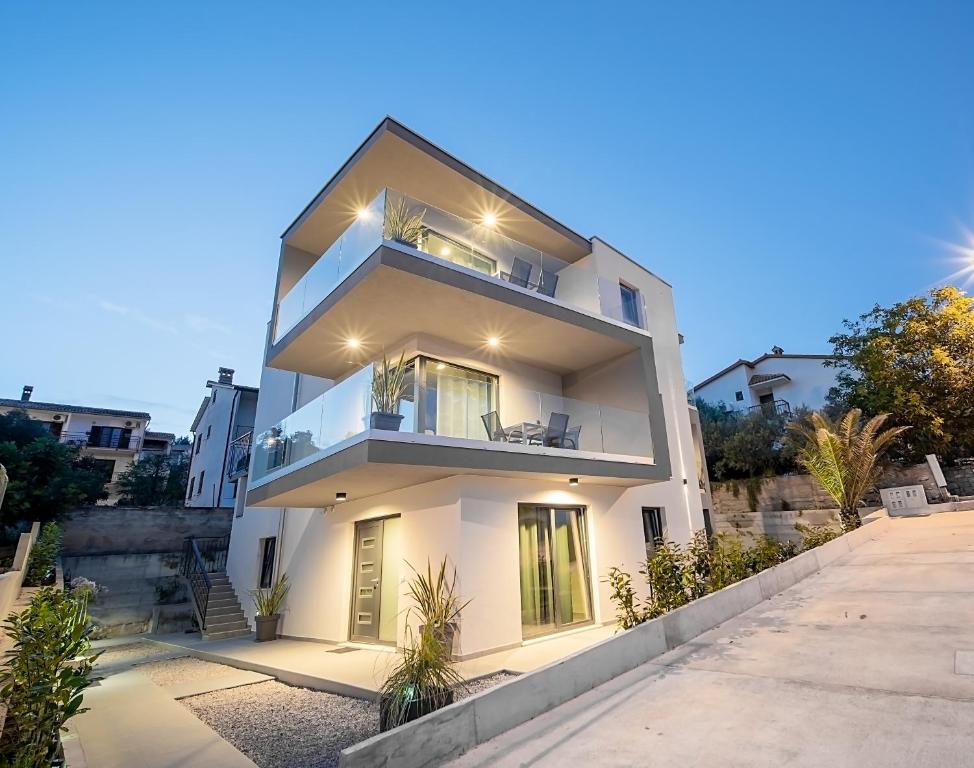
(0, 587, 98, 766)
(23, 523, 61, 587)
(795, 522, 841, 551)
(607, 527, 835, 630)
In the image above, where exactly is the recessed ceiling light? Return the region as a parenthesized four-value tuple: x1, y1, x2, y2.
(346, 338, 361, 349)
(487, 336, 500, 348)
(356, 208, 370, 220)
(482, 213, 497, 228)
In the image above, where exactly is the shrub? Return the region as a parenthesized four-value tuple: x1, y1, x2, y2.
(604, 567, 643, 629)
(69, 577, 105, 603)
(795, 522, 841, 551)
(0, 587, 98, 766)
(708, 534, 752, 591)
(24, 523, 61, 587)
(642, 540, 690, 618)
(749, 535, 798, 571)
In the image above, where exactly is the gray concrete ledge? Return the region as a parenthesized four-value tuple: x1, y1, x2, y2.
(339, 515, 893, 768)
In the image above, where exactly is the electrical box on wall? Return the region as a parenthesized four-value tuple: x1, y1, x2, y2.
(880, 485, 927, 515)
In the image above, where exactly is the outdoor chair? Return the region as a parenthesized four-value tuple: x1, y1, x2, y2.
(562, 425, 581, 450)
(506, 257, 533, 288)
(540, 412, 570, 448)
(481, 411, 521, 443)
(537, 270, 559, 298)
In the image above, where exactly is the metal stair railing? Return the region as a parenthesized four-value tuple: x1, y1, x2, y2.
(180, 535, 229, 630)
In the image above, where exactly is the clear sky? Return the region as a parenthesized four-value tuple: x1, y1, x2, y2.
(2, 2, 973, 434)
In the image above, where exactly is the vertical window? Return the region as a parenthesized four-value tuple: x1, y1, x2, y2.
(187, 476, 195, 499)
(197, 470, 205, 495)
(207, 424, 212, 439)
(194, 438, 202, 455)
(641, 507, 666, 556)
(619, 282, 642, 327)
(735, 391, 744, 402)
(258, 537, 277, 589)
(702, 509, 714, 538)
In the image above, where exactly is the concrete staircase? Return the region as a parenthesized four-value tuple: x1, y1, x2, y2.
(201, 573, 251, 640)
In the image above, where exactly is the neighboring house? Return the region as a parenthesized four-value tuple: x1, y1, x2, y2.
(185, 368, 258, 509)
(693, 348, 840, 415)
(139, 431, 175, 459)
(0, 385, 151, 503)
(219, 118, 710, 655)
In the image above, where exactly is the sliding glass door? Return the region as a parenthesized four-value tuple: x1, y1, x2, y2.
(518, 505, 593, 639)
(415, 357, 496, 440)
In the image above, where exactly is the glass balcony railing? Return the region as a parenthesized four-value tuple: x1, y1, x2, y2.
(250, 362, 654, 483)
(273, 189, 646, 343)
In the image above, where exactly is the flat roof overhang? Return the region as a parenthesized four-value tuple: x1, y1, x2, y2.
(282, 119, 592, 268)
(268, 245, 647, 380)
(246, 432, 668, 509)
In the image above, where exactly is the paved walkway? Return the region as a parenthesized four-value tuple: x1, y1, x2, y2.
(450, 511, 974, 768)
(151, 623, 615, 698)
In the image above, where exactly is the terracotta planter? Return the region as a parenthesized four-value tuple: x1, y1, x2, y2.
(254, 614, 280, 642)
(370, 412, 404, 431)
(379, 687, 454, 732)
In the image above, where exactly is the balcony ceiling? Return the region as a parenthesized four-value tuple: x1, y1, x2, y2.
(267, 255, 641, 380)
(283, 125, 592, 265)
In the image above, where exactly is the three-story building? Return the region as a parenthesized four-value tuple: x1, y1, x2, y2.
(226, 119, 710, 657)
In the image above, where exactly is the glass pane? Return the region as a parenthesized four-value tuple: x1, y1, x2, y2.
(518, 507, 555, 639)
(378, 517, 401, 643)
(423, 359, 494, 440)
(553, 508, 592, 627)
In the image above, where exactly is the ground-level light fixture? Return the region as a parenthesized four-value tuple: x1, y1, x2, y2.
(569, 477, 579, 487)
(335, 492, 348, 503)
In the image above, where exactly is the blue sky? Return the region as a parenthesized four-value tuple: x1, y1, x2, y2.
(2, 2, 973, 434)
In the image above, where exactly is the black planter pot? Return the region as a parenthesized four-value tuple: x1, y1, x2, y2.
(370, 412, 404, 431)
(379, 688, 455, 732)
(254, 614, 280, 642)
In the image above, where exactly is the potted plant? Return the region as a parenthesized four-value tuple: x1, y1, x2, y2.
(250, 573, 289, 642)
(406, 558, 469, 658)
(385, 196, 426, 247)
(370, 352, 409, 431)
(377, 557, 470, 731)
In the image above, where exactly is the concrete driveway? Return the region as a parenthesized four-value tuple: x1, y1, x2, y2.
(450, 511, 974, 768)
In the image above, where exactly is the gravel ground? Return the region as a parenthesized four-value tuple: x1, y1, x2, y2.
(182, 672, 520, 768)
(183, 681, 378, 768)
(136, 656, 239, 687)
(455, 672, 519, 700)
(94, 641, 181, 667)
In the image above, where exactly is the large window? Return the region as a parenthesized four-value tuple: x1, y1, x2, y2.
(88, 426, 133, 449)
(404, 356, 497, 440)
(642, 507, 666, 556)
(518, 505, 593, 639)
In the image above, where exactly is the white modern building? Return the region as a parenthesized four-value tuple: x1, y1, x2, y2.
(693, 348, 840, 415)
(185, 368, 258, 509)
(0, 385, 151, 503)
(216, 118, 711, 654)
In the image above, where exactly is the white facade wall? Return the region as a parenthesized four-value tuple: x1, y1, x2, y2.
(186, 385, 259, 508)
(695, 355, 839, 412)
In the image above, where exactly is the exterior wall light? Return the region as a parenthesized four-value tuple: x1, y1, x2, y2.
(569, 477, 579, 487)
(335, 492, 348, 502)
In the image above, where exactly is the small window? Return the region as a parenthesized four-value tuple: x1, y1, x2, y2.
(194, 438, 201, 455)
(642, 507, 666, 556)
(735, 391, 744, 402)
(619, 283, 642, 327)
(206, 424, 212, 439)
(197, 470, 205, 495)
(187, 476, 195, 499)
(702, 509, 714, 538)
(258, 537, 277, 589)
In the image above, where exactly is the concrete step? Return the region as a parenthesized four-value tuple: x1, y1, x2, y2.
(205, 604, 244, 618)
(202, 627, 251, 641)
(205, 616, 248, 631)
(206, 598, 241, 611)
(208, 584, 235, 594)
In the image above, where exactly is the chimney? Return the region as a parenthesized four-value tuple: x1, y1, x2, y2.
(218, 367, 235, 386)
(21, 385, 33, 402)
(771, 345, 784, 356)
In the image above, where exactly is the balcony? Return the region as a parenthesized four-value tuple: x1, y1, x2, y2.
(247, 360, 664, 508)
(747, 399, 792, 417)
(268, 189, 648, 380)
(227, 431, 252, 480)
(62, 430, 140, 452)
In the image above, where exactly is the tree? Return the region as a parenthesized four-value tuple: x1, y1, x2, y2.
(695, 399, 803, 481)
(788, 409, 908, 531)
(826, 286, 974, 462)
(0, 412, 108, 527)
(116, 453, 190, 506)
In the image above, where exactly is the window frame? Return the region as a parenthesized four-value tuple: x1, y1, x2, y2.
(618, 281, 643, 327)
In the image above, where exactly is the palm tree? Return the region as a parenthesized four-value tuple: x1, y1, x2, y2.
(788, 409, 908, 531)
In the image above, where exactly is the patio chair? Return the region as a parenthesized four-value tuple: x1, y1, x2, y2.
(537, 270, 559, 298)
(540, 412, 570, 448)
(562, 425, 581, 450)
(481, 411, 521, 443)
(506, 257, 533, 288)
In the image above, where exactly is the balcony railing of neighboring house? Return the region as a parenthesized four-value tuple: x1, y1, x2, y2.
(227, 431, 252, 480)
(274, 189, 647, 343)
(747, 399, 792, 417)
(61, 431, 142, 451)
(250, 362, 655, 484)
